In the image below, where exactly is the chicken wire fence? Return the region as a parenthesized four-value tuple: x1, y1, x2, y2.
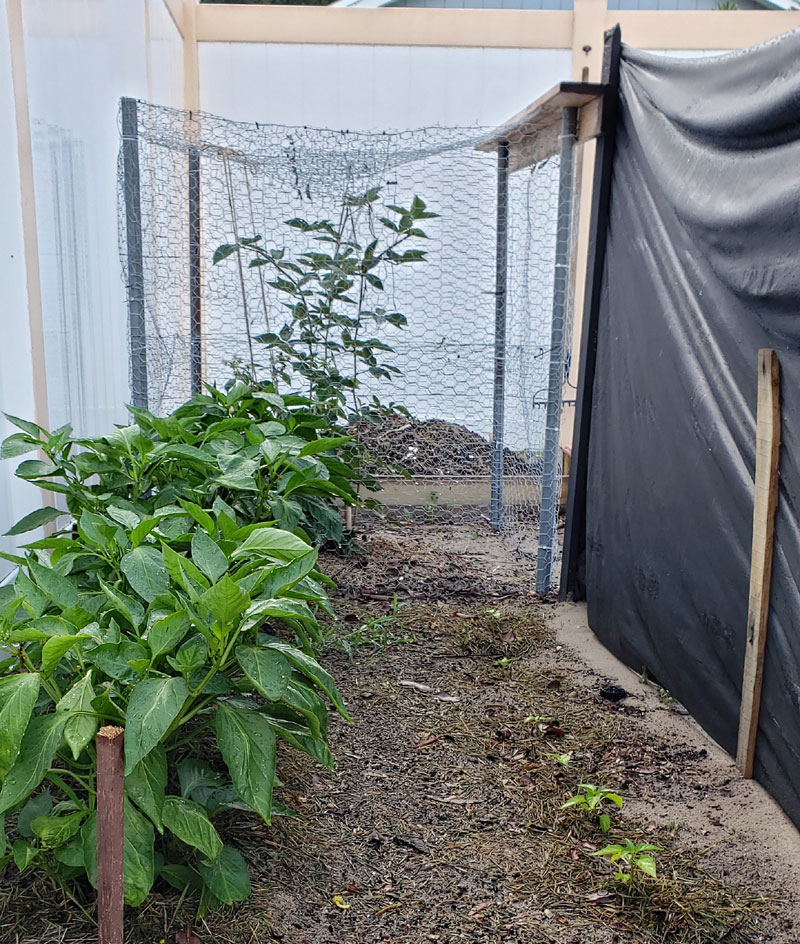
(118, 99, 578, 592)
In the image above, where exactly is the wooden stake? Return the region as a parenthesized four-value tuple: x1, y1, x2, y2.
(736, 350, 781, 778)
(96, 725, 125, 944)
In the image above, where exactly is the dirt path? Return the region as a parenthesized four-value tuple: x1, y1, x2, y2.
(5, 523, 799, 944)
(176, 524, 799, 944)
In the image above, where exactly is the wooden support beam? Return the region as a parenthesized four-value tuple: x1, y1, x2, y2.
(577, 95, 603, 144)
(97, 726, 125, 944)
(476, 81, 604, 172)
(736, 349, 781, 779)
(560, 26, 622, 600)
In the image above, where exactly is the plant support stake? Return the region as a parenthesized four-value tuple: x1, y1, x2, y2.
(121, 98, 148, 410)
(536, 106, 578, 595)
(490, 140, 509, 531)
(737, 349, 781, 778)
(97, 725, 125, 944)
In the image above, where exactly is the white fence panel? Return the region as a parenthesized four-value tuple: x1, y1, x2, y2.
(21, 0, 184, 437)
(198, 43, 571, 129)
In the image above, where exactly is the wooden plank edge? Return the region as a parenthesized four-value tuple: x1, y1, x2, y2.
(736, 348, 781, 778)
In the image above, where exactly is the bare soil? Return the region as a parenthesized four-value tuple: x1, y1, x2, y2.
(2, 522, 798, 944)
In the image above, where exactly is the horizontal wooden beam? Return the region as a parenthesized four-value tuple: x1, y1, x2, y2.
(367, 475, 543, 507)
(195, 5, 800, 52)
(577, 94, 602, 143)
(607, 10, 800, 49)
(477, 80, 604, 169)
(196, 6, 574, 48)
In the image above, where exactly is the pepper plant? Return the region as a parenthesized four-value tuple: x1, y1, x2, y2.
(2, 381, 360, 547)
(591, 839, 661, 882)
(561, 783, 624, 833)
(0, 414, 349, 910)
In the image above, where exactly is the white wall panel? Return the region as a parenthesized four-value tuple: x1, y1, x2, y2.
(0, 5, 45, 573)
(19, 0, 183, 437)
(199, 43, 571, 130)
(147, 0, 184, 109)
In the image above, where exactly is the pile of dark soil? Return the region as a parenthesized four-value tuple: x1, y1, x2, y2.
(353, 414, 542, 478)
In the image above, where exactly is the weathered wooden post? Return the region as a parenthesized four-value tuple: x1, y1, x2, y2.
(737, 350, 781, 778)
(96, 725, 125, 944)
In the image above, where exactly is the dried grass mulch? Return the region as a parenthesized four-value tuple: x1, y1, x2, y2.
(0, 525, 787, 944)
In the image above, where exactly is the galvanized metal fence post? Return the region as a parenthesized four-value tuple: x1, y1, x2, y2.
(490, 140, 510, 531)
(536, 107, 578, 594)
(189, 145, 202, 394)
(120, 98, 148, 410)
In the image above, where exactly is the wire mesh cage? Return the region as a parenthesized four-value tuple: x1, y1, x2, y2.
(118, 100, 576, 589)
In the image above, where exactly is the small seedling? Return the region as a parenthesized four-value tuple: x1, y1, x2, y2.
(523, 713, 550, 725)
(561, 783, 623, 833)
(495, 656, 512, 668)
(547, 751, 572, 768)
(328, 595, 412, 659)
(591, 839, 661, 882)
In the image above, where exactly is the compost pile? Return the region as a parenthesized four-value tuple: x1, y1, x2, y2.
(353, 413, 542, 478)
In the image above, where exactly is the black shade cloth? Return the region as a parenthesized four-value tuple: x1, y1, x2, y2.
(585, 31, 800, 826)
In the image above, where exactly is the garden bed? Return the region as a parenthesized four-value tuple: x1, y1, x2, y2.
(2, 523, 799, 943)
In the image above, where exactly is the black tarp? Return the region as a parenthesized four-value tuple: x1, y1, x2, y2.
(583, 32, 800, 827)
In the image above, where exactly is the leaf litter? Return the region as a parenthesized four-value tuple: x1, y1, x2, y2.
(1, 522, 796, 943)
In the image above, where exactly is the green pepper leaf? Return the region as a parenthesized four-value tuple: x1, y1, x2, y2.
(0, 674, 40, 779)
(124, 677, 188, 774)
(178, 499, 216, 537)
(29, 561, 78, 608)
(99, 579, 145, 630)
(259, 637, 350, 719)
(201, 575, 249, 626)
(41, 634, 87, 675)
(56, 671, 97, 760)
(191, 530, 228, 583)
(81, 799, 155, 906)
(17, 789, 52, 838)
(4, 506, 62, 536)
(232, 528, 313, 562)
(12, 839, 37, 871)
(166, 634, 208, 677)
(120, 546, 169, 603)
(147, 611, 190, 659)
(125, 744, 167, 832)
(162, 796, 223, 862)
(215, 704, 276, 824)
(197, 844, 251, 904)
(235, 646, 290, 701)
(30, 810, 86, 847)
(0, 714, 68, 815)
